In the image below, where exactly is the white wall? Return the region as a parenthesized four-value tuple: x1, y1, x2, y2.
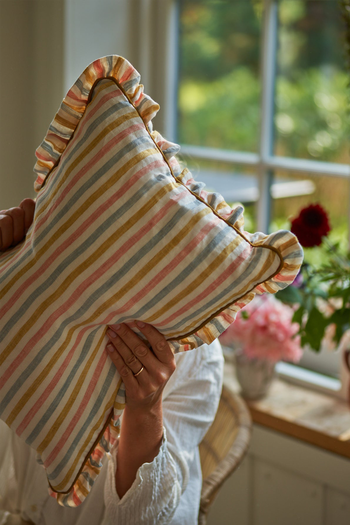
(0, 0, 34, 209)
(64, 0, 178, 139)
(0, 0, 64, 209)
(0, 0, 130, 211)
(0, 0, 177, 212)
(64, 0, 129, 93)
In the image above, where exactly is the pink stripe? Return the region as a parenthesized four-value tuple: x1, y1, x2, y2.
(0, 121, 147, 280)
(134, 89, 144, 106)
(220, 311, 237, 324)
(0, 157, 164, 325)
(39, 122, 144, 222)
(47, 131, 68, 140)
(72, 492, 82, 506)
(93, 60, 104, 78)
(16, 188, 185, 454)
(16, 327, 92, 436)
(105, 217, 221, 319)
(92, 448, 104, 461)
(14, 183, 180, 434)
(66, 88, 81, 102)
(119, 66, 134, 85)
(275, 272, 290, 282)
(36, 152, 51, 162)
(157, 245, 253, 327)
(74, 90, 122, 141)
(0, 187, 186, 392)
(44, 351, 108, 467)
(199, 190, 209, 200)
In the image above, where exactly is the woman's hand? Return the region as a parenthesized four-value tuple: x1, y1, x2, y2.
(105, 321, 176, 499)
(0, 198, 35, 251)
(105, 321, 176, 411)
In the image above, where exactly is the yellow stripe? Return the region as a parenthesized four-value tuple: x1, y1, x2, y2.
(54, 114, 77, 131)
(110, 56, 128, 82)
(4, 182, 176, 424)
(74, 477, 89, 499)
(7, 327, 105, 429)
(216, 201, 230, 213)
(0, 144, 157, 306)
(168, 250, 278, 338)
(35, 331, 106, 454)
(52, 381, 120, 492)
(34, 109, 137, 223)
(82, 68, 96, 90)
(90, 79, 113, 98)
(81, 206, 213, 321)
(145, 235, 243, 324)
(200, 326, 215, 345)
(113, 401, 125, 411)
(45, 138, 66, 155)
(53, 82, 120, 144)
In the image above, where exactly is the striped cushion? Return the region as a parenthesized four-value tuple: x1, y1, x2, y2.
(0, 56, 303, 506)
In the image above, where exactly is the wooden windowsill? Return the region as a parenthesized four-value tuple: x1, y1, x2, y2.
(224, 361, 350, 460)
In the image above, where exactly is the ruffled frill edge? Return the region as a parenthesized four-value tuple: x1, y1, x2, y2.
(47, 398, 125, 507)
(33, 55, 161, 192)
(165, 164, 304, 353)
(33, 55, 303, 506)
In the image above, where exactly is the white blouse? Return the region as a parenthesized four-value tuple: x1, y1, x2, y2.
(0, 340, 224, 525)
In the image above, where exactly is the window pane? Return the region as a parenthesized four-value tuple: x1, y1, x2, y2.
(180, 155, 257, 231)
(275, 0, 350, 163)
(178, 0, 262, 152)
(297, 345, 341, 379)
(270, 170, 350, 264)
(270, 170, 348, 379)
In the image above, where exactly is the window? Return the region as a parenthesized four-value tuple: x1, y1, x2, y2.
(176, 0, 350, 391)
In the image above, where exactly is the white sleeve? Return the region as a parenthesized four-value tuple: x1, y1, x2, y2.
(101, 340, 224, 525)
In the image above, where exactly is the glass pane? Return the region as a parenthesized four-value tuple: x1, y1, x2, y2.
(275, 0, 350, 163)
(270, 171, 350, 265)
(180, 155, 257, 231)
(177, 0, 262, 152)
(297, 345, 341, 379)
(271, 170, 348, 379)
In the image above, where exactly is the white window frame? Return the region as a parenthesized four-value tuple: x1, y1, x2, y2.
(130, 0, 350, 398)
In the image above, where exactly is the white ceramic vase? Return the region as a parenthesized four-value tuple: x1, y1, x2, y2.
(234, 351, 276, 400)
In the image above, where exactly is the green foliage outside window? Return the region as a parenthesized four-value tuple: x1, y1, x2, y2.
(178, 0, 350, 266)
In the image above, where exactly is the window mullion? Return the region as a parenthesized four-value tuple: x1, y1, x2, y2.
(348, 184, 350, 246)
(257, 0, 278, 233)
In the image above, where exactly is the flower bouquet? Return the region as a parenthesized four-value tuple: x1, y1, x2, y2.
(219, 296, 303, 399)
(275, 203, 350, 353)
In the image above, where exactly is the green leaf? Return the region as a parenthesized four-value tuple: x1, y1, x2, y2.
(329, 309, 350, 344)
(339, 287, 350, 305)
(292, 305, 304, 326)
(305, 294, 315, 313)
(275, 286, 302, 304)
(301, 332, 310, 348)
(312, 288, 328, 300)
(303, 307, 328, 352)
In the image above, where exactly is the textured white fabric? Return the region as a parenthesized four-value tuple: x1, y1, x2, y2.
(0, 340, 223, 525)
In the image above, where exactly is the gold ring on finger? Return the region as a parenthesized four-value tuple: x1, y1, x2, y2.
(133, 366, 144, 377)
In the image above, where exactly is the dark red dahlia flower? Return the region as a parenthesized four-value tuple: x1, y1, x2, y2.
(290, 204, 331, 248)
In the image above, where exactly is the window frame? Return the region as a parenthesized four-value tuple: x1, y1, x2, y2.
(134, 0, 350, 398)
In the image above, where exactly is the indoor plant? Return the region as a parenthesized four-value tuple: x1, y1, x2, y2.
(219, 295, 303, 400)
(276, 203, 350, 353)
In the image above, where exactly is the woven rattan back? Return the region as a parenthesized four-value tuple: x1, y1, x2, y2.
(198, 385, 252, 524)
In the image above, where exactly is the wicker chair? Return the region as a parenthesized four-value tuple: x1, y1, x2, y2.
(198, 384, 252, 524)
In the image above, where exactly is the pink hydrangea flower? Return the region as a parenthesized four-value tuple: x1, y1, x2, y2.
(219, 296, 303, 363)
